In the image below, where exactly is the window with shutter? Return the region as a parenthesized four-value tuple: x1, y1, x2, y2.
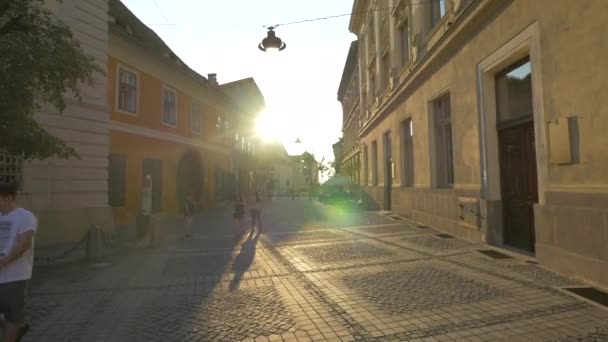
(108, 154, 126, 207)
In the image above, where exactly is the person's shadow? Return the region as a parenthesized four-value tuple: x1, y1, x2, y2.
(229, 232, 260, 292)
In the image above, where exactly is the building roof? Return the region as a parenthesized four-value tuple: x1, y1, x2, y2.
(258, 142, 289, 161)
(108, 0, 231, 104)
(220, 77, 266, 113)
(337, 41, 359, 101)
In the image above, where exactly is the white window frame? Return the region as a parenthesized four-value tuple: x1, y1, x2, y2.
(162, 86, 177, 127)
(116, 64, 139, 115)
(0, 150, 22, 187)
(190, 102, 201, 135)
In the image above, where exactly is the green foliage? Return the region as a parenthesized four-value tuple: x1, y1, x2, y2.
(0, 0, 102, 160)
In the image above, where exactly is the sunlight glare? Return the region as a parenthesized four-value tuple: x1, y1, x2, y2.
(255, 108, 282, 143)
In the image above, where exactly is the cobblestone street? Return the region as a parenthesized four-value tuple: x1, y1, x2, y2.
(23, 200, 608, 341)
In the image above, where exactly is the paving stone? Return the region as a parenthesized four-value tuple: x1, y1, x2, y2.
(401, 235, 473, 251)
(126, 286, 295, 341)
(342, 266, 508, 314)
(500, 264, 581, 287)
(18, 200, 608, 342)
(265, 230, 350, 246)
(295, 241, 395, 263)
(355, 225, 426, 236)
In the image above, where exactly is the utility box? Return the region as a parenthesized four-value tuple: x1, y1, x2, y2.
(549, 117, 580, 165)
(458, 197, 480, 229)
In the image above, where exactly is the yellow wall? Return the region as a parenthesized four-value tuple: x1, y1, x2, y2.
(107, 51, 234, 226)
(110, 130, 231, 226)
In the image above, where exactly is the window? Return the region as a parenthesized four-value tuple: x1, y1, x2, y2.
(367, 14, 376, 58)
(108, 154, 126, 207)
(495, 58, 533, 124)
(190, 102, 201, 134)
(118, 67, 137, 114)
(162, 87, 177, 126)
(371, 141, 379, 186)
(430, 0, 448, 29)
(0, 150, 21, 186)
(432, 94, 454, 187)
(381, 51, 390, 90)
(401, 119, 414, 187)
(399, 22, 411, 67)
(368, 67, 376, 105)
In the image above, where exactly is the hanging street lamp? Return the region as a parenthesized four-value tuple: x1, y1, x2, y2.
(258, 26, 287, 52)
(295, 137, 301, 144)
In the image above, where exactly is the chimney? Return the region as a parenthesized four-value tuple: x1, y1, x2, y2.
(207, 73, 218, 87)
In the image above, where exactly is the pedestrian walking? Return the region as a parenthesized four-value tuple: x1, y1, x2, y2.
(137, 175, 152, 245)
(249, 192, 263, 235)
(183, 193, 195, 238)
(0, 182, 35, 342)
(233, 194, 245, 240)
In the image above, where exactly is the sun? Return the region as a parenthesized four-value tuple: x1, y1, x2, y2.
(255, 108, 284, 143)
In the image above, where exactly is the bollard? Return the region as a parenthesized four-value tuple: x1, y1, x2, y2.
(86, 224, 103, 261)
(148, 215, 158, 248)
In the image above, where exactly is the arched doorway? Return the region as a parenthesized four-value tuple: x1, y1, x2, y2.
(176, 149, 203, 207)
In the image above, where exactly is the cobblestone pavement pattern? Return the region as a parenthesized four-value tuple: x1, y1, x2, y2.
(14, 199, 608, 341)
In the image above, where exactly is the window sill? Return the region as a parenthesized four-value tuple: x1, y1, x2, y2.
(162, 121, 177, 128)
(116, 108, 138, 116)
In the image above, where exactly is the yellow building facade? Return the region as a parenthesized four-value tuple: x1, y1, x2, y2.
(107, 0, 244, 227)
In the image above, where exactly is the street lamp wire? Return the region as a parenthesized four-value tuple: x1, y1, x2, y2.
(148, 0, 435, 28)
(264, 0, 434, 29)
(152, 0, 170, 24)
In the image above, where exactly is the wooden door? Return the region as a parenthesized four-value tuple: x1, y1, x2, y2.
(498, 121, 538, 252)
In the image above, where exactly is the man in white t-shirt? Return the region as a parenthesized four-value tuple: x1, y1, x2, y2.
(0, 183, 36, 342)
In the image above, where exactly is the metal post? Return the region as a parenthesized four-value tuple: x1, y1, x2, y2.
(86, 224, 102, 261)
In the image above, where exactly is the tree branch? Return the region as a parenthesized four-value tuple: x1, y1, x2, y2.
(0, 15, 30, 37)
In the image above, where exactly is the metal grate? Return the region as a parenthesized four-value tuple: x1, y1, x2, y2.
(435, 233, 455, 239)
(0, 150, 22, 186)
(564, 287, 608, 308)
(477, 249, 514, 259)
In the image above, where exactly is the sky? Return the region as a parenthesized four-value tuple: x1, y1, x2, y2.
(122, 0, 357, 170)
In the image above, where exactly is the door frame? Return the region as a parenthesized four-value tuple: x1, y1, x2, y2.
(477, 22, 547, 246)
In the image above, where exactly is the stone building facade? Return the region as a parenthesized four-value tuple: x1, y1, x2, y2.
(337, 41, 362, 184)
(3, 0, 114, 246)
(349, 0, 608, 287)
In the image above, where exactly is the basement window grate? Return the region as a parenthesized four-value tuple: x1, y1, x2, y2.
(435, 233, 455, 239)
(563, 287, 608, 308)
(477, 249, 514, 259)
